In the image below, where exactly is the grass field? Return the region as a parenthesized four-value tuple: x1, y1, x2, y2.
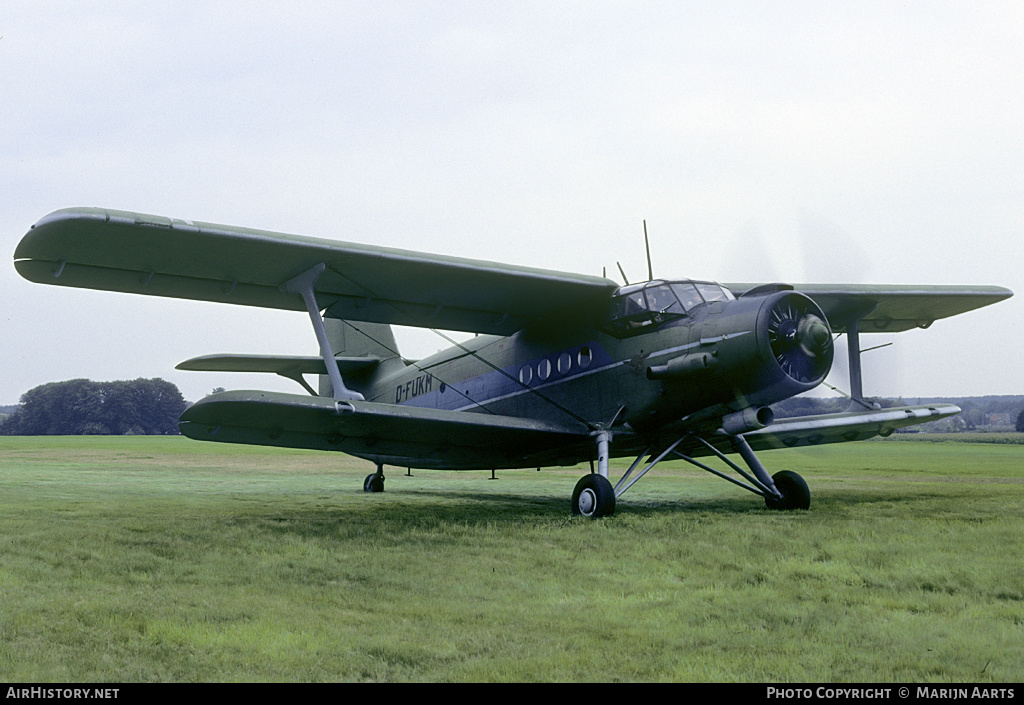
(1, 435, 1021, 682)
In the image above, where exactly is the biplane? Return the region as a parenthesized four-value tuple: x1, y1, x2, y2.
(14, 207, 1012, 516)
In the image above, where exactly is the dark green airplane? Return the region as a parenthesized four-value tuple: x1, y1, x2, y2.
(14, 208, 1013, 517)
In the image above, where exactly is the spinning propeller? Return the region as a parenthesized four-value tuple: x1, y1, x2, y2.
(766, 294, 833, 385)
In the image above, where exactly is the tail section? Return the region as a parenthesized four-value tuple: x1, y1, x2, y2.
(320, 319, 406, 397)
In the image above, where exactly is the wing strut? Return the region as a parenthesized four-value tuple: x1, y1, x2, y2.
(844, 307, 877, 411)
(282, 264, 364, 401)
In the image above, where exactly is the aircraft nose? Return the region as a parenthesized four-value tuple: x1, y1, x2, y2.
(763, 292, 834, 386)
(798, 315, 831, 356)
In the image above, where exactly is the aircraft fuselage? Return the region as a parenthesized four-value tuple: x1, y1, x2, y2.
(345, 282, 834, 467)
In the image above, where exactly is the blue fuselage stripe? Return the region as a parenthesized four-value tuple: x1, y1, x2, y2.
(390, 332, 749, 413)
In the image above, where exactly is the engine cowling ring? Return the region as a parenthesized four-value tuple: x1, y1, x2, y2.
(756, 291, 834, 392)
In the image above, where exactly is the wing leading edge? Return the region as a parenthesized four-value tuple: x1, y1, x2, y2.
(15, 207, 617, 336)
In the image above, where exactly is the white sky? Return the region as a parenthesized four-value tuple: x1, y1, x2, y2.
(2, 1, 1022, 405)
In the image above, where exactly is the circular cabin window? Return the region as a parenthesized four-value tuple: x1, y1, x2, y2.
(519, 365, 533, 385)
(537, 359, 552, 381)
(557, 352, 572, 374)
(578, 346, 593, 369)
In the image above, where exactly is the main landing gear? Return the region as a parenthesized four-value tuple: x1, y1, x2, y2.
(571, 474, 616, 518)
(571, 430, 616, 517)
(762, 470, 810, 510)
(363, 463, 385, 493)
(572, 429, 810, 517)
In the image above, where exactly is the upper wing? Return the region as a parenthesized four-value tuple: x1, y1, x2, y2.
(725, 283, 1012, 333)
(15, 207, 617, 335)
(17, 209, 1010, 336)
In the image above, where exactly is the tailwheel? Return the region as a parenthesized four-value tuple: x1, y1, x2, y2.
(571, 474, 616, 518)
(363, 464, 385, 493)
(764, 470, 810, 510)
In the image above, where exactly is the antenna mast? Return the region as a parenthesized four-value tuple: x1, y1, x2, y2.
(644, 220, 653, 281)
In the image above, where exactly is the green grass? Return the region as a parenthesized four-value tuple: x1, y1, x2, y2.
(1, 435, 1022, 682)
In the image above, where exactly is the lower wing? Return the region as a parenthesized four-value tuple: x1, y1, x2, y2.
(178, 390, 592, 470)
(741, 404, 961, 451)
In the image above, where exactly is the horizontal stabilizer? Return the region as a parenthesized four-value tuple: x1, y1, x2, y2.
(176, 354, 381, 376)
(179, 390, 591, 470)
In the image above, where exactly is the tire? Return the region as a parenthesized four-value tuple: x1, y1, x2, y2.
(363, 473, 385, 493)
(764, 470, 810, 510)
(571, 474, 616, 517)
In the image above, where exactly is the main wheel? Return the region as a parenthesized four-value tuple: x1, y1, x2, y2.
(571, 474, 616, 517)
(764, 470, 810, 510)
(363, 473, 385, 493)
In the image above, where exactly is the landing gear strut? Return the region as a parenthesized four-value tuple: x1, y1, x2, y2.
(571, 430, 617, 517)
(572, 428, 811, 517)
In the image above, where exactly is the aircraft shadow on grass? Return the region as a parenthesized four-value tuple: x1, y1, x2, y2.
(248, 488, 772, 535)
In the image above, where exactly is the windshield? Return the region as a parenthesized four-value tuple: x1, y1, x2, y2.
(605, 280, 733, 334)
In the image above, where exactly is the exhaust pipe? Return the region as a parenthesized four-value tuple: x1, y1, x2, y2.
(646, 352, 718, 381)
(720, 406, 774, 435)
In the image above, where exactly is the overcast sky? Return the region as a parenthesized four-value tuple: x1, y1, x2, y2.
(2, 1, 1021, 405)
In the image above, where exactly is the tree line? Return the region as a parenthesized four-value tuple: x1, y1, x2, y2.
(0, 378, 187, 436)
(2, 378, 1021, 436)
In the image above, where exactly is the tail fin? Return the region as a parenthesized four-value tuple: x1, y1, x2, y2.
(326, 319, 401, 359)
(320, 319, 405, 397)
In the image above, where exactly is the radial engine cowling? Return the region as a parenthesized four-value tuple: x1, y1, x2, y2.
(655, 290, 835, 410)
(764, 292, 832, 379)
(749, 290, 835, 401)
(635, 289, 834, 430)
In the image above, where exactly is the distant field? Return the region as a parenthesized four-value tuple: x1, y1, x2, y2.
(0, 435, 1021, 682)
(888, 431, 1024, 444)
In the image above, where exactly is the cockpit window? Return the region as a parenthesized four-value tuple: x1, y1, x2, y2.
(670, 283, 703, 311)
(696, 282, 731, 303)
(608, 288, 647, 320)
(604, 280, 734, 335)
(644, 284, 681, 314)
